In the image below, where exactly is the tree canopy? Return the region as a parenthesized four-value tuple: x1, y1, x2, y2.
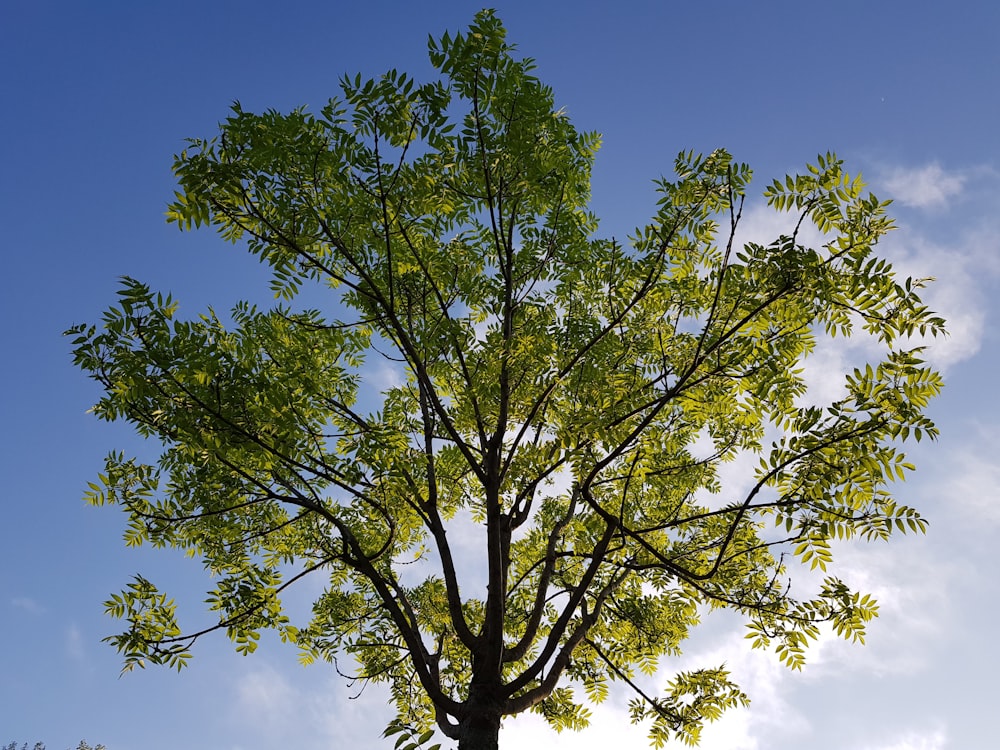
(68, 10, 944, 750)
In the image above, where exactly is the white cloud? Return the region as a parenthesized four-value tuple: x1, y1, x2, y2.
(11, 596, 44, 614)
(358, 358, 406, 413)
(368, 358, 405, 391)
(501, 620, 812, 750)
(932, 423, 1000, 528)
(729, 162, 999, 376)
(860, 724, 948, 750)
(879, 232, 992, 372)
(873, 162, 1000, 372)
(502, 700, 654, 750)
(501, 535, 953, 750)
(671, 629, 811, 750)
(235, 666, 296, 731)
(804, 538, 958, 678)
(882, 164, 965, 210)
(230, 664, 395, 749)
(731, 195, 830, 256)
(66, 623, 86, 662)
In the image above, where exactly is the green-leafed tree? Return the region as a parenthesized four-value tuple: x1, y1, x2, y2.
(68, 11, 944, 750)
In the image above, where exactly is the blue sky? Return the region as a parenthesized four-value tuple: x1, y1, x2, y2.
(2, 1, 998, 748)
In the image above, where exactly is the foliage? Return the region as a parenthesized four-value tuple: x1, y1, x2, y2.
(68, 10, 944, 749)
(384, 719, 442, 750)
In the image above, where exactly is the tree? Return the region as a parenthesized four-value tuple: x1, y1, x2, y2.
(3, 743, 105, 750)
(68, 11, 945, 750)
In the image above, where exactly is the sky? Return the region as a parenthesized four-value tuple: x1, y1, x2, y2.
(1, 1, 998, 748)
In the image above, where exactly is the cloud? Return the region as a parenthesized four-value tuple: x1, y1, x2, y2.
(368, 359, 405, 392)
(11, 596, 44, 614)
(804, 537, 958, 678)
(230, 664, 395, 749)
(501, 620, 812, 750)
(671, 628, 811, 750)
(236, 666, 296, 730)
(878, 225, 998, 372)
(931, 423, 1000, 528)
(881, 164, 965, 210)
(872, 161, 1000, 372)
(503, 536, 952, 750)
(502, 701, 651, 750)
(731, 193, 830, 254)
(729, 161, 999, 377)
(860, 724, 948, 750)
(66, 623, 86, 662)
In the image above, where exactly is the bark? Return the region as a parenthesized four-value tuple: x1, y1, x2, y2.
(456, 711, 501, 750)
(456, 683, 503, 750)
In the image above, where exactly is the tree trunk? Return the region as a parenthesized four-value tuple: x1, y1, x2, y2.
(456, 710, 501, 750)
(457, 681, 503, 750)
